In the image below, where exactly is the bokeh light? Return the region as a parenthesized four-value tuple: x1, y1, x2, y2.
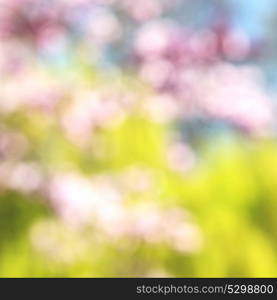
(0, 0, 277, 277)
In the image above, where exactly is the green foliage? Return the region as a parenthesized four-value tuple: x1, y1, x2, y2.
(1, 106, 277, 277)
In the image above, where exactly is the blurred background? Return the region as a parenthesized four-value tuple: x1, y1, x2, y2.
(0, 0, 277, 277)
